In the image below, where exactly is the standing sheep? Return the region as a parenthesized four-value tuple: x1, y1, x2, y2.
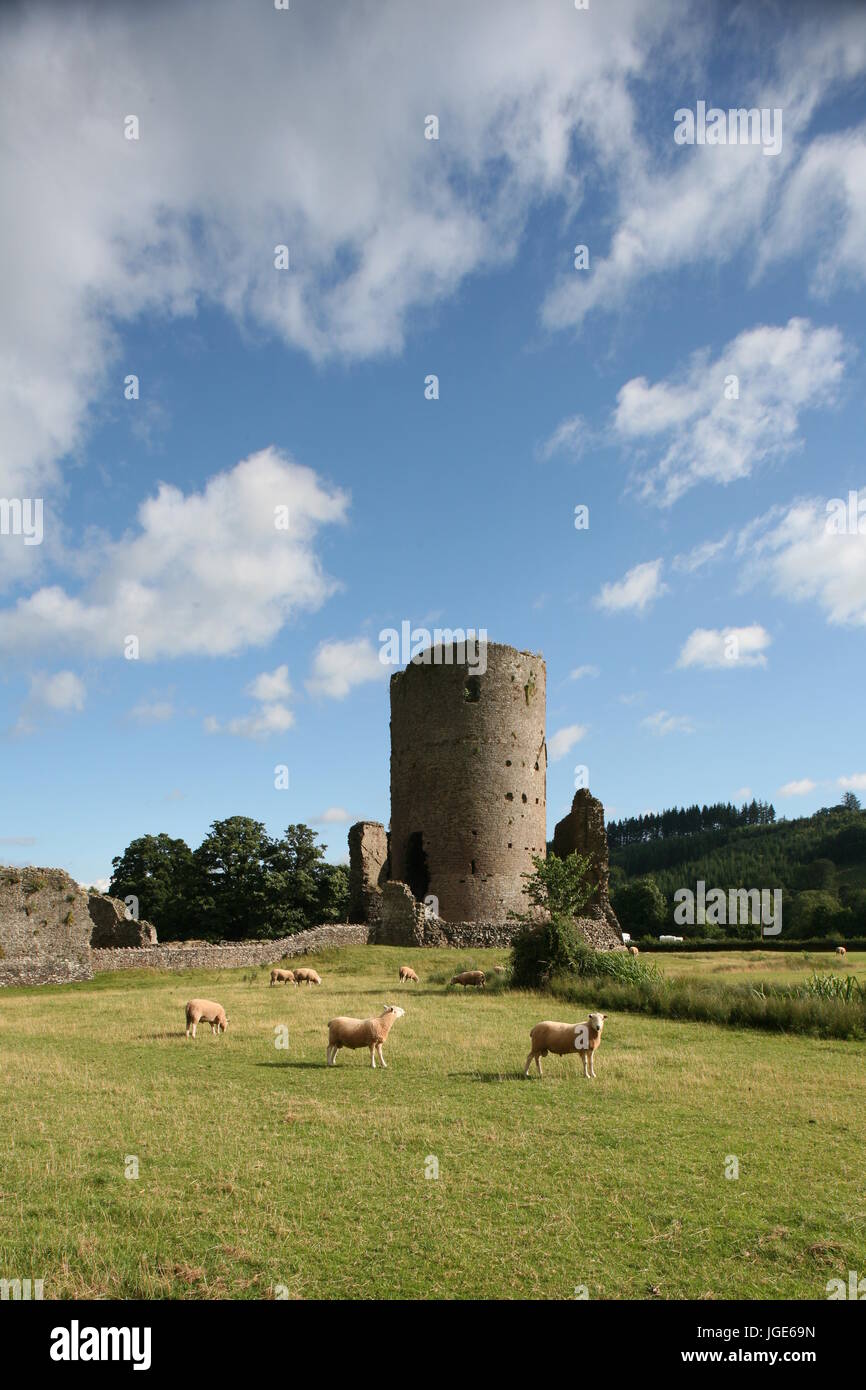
(326, 1005, 406, 1068)
(524, 1012, 607, 1079)
(399, 966, 419, 983)
(185, 999, 229, 1038)
(294, 968, 322, 986)
(270, 968, 296, 986)
(449, 970, 485, 989)
(836, 946, 847, 958)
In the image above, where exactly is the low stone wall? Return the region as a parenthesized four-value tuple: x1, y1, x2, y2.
(420, 919, 519, 949)
(92, 923, 369, 974)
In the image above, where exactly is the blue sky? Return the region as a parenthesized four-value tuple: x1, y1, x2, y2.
(1, 0, 865, 886)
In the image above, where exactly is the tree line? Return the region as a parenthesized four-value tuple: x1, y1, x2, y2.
(606, 799, 776, 849)
(608, 798, 866, 941)
(107, 817, 349, 942)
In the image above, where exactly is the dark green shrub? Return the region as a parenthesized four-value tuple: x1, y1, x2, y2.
(510, 915, 589, 988)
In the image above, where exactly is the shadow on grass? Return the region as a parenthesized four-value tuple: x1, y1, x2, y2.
(446, 1070, 524, 1084)
(254, 1060, 323, 1069)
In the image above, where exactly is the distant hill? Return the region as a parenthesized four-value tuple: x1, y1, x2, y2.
(607, 804, 866, 941)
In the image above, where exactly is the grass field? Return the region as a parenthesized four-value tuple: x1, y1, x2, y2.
(2, 945, 864, 1300)
(651, 949, 866, 987)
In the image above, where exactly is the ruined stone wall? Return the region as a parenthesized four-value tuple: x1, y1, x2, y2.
(389, 642, 546, 922)
(368, 881, 428, 945)
(347, 821, 388, 923)
(552, 789, 623, 947)
(0, 866, 94, 987)
(91, 923, 368, 973)
(88, 893, 158, 948)
(367, 882, 519, 949)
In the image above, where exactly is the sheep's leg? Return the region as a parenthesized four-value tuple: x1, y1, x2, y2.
(377, 1043, 387, 1068)
(190, 1022, 197, 1038)
(590, 1054, 597, 1078)
(523, 1050, 535, 1077)
(582, 1053, 590, 1079)
(370, 1046, 377, 1068)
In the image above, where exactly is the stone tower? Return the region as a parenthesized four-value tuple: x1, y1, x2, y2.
(389, 642, 546, 922)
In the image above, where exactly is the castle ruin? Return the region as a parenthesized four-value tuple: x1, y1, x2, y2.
(350, 638, 621, 947)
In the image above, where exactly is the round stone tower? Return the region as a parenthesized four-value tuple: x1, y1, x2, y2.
(389, 642, 546, 922)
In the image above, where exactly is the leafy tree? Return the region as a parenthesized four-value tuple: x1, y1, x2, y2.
(612, 876, 668, 937)
(787, 890, 844, 939)
(512, 851, 594, 923)
(841, 791, 862, 812)
(792, 858, 837, 892)
(268, 824, 348, 933)
(109, 833, 194, 941)
(190, 816, 275, 940)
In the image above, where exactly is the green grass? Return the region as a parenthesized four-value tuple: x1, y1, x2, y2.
(1, 945, 865, 1300)
(652, 949, 866, 986)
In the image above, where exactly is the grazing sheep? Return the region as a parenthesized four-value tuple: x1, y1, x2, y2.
(524, 1011, 608, 1079)
(185, 999, 228, 1039)
(629, 946, 639, 956)
(327, 1005, 406, 1068)
(493, 965, 506, 974)
(836, 946, 847, 958)
(294, 968, 321, 986)
(270, 968, 296, 986)
(399, 966, 419, 983)
(450, 970, 485, 989)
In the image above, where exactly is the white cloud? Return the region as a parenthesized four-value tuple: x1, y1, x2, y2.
(734, 786, 753, 800)
(306, 637, 387, 700)
(838, 773, 866, 791)
(676, 625, 771, 670)
(595, 558, 667, 614)
(542, 14, 866, 335)
(642, 710, 695, 737)
(206, 662, 297, 740)
(548, 723, 587, 761)
(672, 535, 731, 573)
(129, 699, 174, 724)
(779, 778, 816, 796)
(315, 808, 352, 824)
(0, 0, 682, 520)
(613, 319, 847, 505)
(738, 489, 866, 627)
(569, 664, 600, 681)
(247, 665, 291, 703)
(0, 449, 348, 660)
(761, 125, 866, 294)
(205, 702, 294, 741)
(82, 877, 111, 894)
(31, 670, 86, 712)
(537, 415, 588, 461)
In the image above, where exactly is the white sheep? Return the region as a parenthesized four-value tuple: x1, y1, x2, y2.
(523, 1011, 607, 1079)
(450, 970, 485, 989)
(836, 946, 847, 958)
(399, 966, 419, 983)
(628, 946, 639, 956)
(294, 968, 321, 986)
(270, 968, 296, 986)
(327, 1004, 405, 1068)
(185, 999, 228, 1038)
